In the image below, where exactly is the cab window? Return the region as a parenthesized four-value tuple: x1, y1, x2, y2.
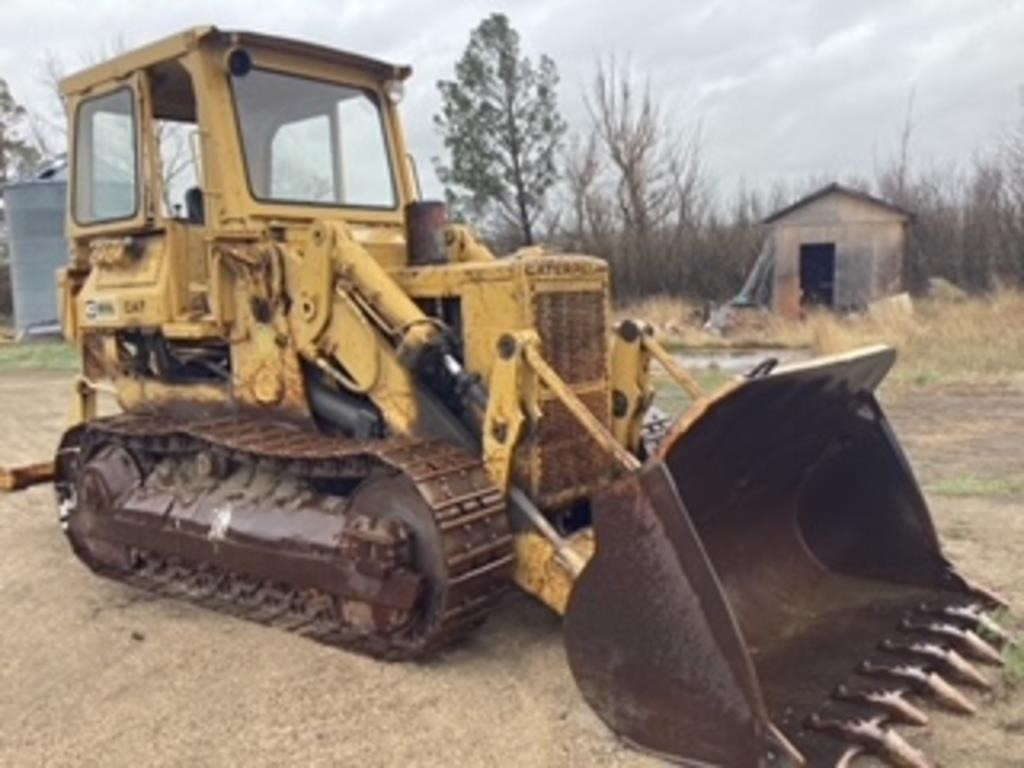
(73, 88, 138, 223)
(232, 68, 397, 209)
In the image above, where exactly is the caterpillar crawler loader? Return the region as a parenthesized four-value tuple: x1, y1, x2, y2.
(2, 27, 1013, 767)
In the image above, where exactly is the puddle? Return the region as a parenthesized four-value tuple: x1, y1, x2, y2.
(674, 347, 812, 375)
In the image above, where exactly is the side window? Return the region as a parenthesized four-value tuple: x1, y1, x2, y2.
(73, 88, 138, 223)
(270, 115, 334, 202)
(156, 119, 200, 218)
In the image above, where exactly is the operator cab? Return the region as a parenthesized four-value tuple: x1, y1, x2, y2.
(62, 26, 415, 243)
(59, 27, 419, 385)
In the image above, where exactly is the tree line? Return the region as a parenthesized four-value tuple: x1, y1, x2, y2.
(436, 13, 1024, 302)
(1, 16, 1022, 313)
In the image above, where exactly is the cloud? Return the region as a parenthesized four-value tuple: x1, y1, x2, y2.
(1, 0, 1022, 200)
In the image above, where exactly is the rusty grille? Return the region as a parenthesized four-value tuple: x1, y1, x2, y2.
(533, 291, 607, 385)
(522, 289, 615, 506)
(528, 390, 616, 507)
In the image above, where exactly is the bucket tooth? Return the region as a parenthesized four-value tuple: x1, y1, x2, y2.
(858, 661, 977, 715)
(832, 684, 929, 726)
(879, 639, 992, 690)
(928, 604, 1015, 647)
(900, 619, 1004, 666)
(805, 714, 933, 768)
(940, 648, 993, 691)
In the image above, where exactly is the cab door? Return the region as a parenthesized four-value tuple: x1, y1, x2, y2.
(67, 72, 155, 240)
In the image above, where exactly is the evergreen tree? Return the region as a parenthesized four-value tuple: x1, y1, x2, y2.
(434, 14, 566, 246)
(0, 79, 41, 184)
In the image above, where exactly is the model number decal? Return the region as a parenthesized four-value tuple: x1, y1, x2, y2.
(83, 299, 118, 322)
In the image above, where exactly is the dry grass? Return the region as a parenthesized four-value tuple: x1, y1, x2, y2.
(614, 295, 708, 335)
(618, 290, 1024, 389)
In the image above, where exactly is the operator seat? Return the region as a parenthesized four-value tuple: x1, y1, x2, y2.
(184, 187, 205, 225)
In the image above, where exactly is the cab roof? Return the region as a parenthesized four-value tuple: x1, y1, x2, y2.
(59, 26, 412, 97)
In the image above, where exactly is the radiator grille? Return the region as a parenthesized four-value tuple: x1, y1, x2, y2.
(533, 291, 607, 384)
(527, 289, 613, 506)
(532, 390, 615, 504)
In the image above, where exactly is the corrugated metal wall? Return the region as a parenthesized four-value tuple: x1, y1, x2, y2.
(3, 178, 67, 334)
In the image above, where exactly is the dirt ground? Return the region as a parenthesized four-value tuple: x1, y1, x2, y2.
(1, 372, 1021, 767)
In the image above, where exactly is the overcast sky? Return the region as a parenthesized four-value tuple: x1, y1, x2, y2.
(2, 0, 1023, 202)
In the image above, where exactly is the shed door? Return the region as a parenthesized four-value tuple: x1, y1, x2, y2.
(799, 243, 836, 307)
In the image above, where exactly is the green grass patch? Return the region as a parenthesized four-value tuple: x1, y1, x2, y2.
(984, 607, 1015, 644)
(651, 369, 736, 421)
(691, 369, 733, 393)
(981, 608, 1023, 690)
(652, 387, 691, 422)
(1006, 644, 1024, 689)
(0, 343, 78, 372)
(926, 472, 1024, 498)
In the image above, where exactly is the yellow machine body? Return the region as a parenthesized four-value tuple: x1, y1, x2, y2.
(58, 28, 633, 514)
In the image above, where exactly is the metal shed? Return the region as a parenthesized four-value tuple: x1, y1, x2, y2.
(737, 184, 911, 319)
(2, 160, 68, 335)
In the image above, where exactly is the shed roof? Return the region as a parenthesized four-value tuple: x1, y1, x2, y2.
(764, 182, 912, 224)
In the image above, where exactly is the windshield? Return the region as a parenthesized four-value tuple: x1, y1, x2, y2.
(231, 68, 397, 208)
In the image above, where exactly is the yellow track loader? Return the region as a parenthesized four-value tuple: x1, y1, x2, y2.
(1, 27, 1013, 767)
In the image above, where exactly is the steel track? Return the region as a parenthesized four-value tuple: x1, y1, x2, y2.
(59, 412, 515, 660)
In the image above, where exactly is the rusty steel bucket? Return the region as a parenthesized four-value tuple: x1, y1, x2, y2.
(565, 346, 1010, 767)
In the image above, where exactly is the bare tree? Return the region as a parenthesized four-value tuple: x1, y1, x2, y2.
(585, 58, 704, 258)
(28, 51, 70, 154)
(893, 87, 916, 202)
(1001, 88, 1024, 282)
(558, 58, 719, 298)
(562, 130, 610, 251)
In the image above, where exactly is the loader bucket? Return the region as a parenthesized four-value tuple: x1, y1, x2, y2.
(565, 345, 1009, 768)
